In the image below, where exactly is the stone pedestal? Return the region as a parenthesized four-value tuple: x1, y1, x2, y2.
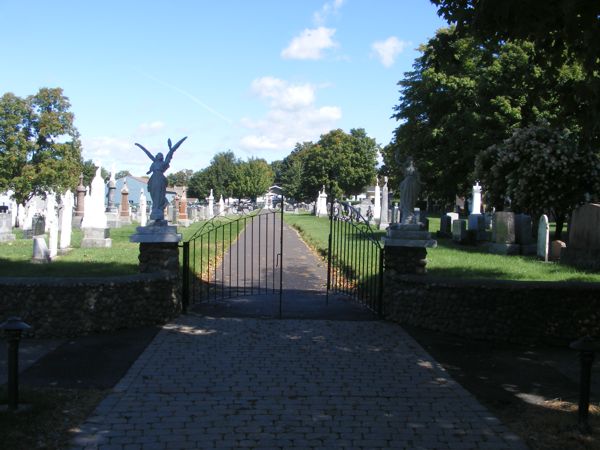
(130, 224, 182, 275)
(382, 224, 437, 275)
(81, 227, 112, 248)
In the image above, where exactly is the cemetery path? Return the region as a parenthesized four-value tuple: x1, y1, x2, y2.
(191, 218, 375, 320)
(69, 315, 527, 450)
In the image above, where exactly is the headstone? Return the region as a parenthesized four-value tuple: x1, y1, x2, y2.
(206, 189, 214, 219)
(452, 219, 468, 243)
(59, 190, 74, 250)
(549, 240, 566, 261)
(515, 214, 534, 245)
(492, 212, 516, 244)
(81, 165, 112, 248)
(0, 211, 15, 242)
(561, 203, 600, 269)
(48, 208, 58, 259)
(106, 168, 117, 212)
(316, 186, 328, 217)
(218, 195, 225, 215)
(44, 192, 56, 232)
(537, 214, 549, 262)
(119, 180, 131, 224)
(439, 214, 452, 236)
(379, 177, 389, 230)
(373, 179, 381, 220)
(32, 236, 50, 263)
(74, 173, 86, 228)
(32, 214, 45, 236)
(139, 189, 148, 226)
(392, 203, 399, 224)
(178, 190, 189, 225)
(470, 181, 482, 214)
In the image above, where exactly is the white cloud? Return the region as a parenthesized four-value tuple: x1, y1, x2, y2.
(137, 121, 165, 135)
(371, 36, 410, 68)
(240, 77, 342, 152)
(313, 0, 344, 25)
(82, 136, 151, 176)
(281, 27, 337, 60)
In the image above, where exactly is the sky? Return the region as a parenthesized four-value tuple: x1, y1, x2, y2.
(0, 0, 447, 177)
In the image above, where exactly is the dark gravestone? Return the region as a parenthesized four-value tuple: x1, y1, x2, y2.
(487, 212, 519, 254)
(32, 214, 46, 236)
(561, 203, 600, 270)
(440, 214, 452, 236)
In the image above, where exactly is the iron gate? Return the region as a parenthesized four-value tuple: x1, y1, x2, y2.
(181, 207, 284, 314)
(326, 200, 384, 317)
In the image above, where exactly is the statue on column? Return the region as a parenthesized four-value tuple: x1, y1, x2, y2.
(135, 137, 187, 223)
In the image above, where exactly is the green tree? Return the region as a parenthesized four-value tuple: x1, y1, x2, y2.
(167, 169, 194, 187)
(0, 88, 82, 205)
(301, 129, 379, 200)
(115, 170, 131, 180)
(476, 123, 600, 238)
(81, 159, 109, 187)
(188, 151, 240, 199)
(234, 158, 274, 201)
(279, 142, 313, 202)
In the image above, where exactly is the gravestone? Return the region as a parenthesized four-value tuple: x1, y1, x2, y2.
(119, 180, 131, 224)
(561, 203, 600, 270)
(549, 240, 566, 261)
(315, 187, 328, 217)
(218, 195, 225, 215)
(74, 173, 86, 228)
(206, 189, 214, 219)
(537, 214, 549, 262)
(48, 208, 58, 260)
(59, 189, 74, 251)
(0, 211, 15, 242)
(515, 213, 536, 255)
(452, 219, 468, 243)
(373, 179, 381, 220)
(32, 214, 45, 236)
(379, 177, 389, 230)
(439, 214, 452, 236)
(32, 236, 50, 263)
(487, 211, 519, 254)
(81, 165, 112, 248)
(139, 189, 148, 226)
(178, 191, 190, 227)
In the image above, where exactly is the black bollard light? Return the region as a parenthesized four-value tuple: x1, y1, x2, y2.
(570, 336, 600, 434)
(0, 317, 31, 411)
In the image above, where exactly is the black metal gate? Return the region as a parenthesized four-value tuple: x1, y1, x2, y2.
(326, 200, 384, 317)
(181, 207, 284, 314)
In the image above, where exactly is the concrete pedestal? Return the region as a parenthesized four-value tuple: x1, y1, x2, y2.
(130, 223, 182, 275)
(382, 224, 437, 275)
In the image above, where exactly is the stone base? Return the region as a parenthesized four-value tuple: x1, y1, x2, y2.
(383, 224, 437, 249)
(178, 219, 191, 228)
(72, 215, 84, 230)
(0, 232, 16, 242)
(384, 245, 428, 275)
(106, 212, 120, 228)
(130, 223, 182, 243)
(120, 215, 132, 225)
(138, 242, 180, 274)
(484, 242, 520, 255)
(81, 227, 112, 248)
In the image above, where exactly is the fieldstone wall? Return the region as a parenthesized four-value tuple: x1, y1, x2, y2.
(384, 274, 600, 345)
(0, 273, 181, 338)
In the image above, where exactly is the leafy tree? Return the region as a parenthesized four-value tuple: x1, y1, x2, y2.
(166, 169, 193, 187)
(0, 88, 82, 205)
(301, 129, 379, 200)
(115, 170, 131, 180)
(81, 159, 109, 187)
(234, 158, 274, 201)
(385, 27, 583, 207)
(270, 160, 284, 185)
(188, 151, 240, 199)
(278, 142, 313, 202)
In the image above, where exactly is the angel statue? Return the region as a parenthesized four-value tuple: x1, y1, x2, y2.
(135, 137, 187, 223)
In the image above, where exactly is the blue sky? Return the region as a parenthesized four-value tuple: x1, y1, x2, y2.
(0, 0, 446, 176)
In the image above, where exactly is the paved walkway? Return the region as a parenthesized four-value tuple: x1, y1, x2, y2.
(70, 214, 527, 449)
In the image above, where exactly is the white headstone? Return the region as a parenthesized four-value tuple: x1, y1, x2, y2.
(379, 177, 389, 230)
(48, 205, 58, 259)
(59, 189, 74, 249)
(16, 203, 25, 229)
(22, 203, 34, 231)
(316, 186, 328, 217)
(471, 181, 482, 215)
(81, 166, 107, 229)
(537, 214, 550, 262)
(373, 179, 381, 220)
(139, 189, 148, 226)
(218, 195, 225, 215)
(32, 236, 49, 262)
(45, 192, 56, 232)
(206, 189, 214, 219)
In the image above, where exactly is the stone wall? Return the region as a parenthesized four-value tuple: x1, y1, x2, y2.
(0, 273, 181, 338)
(384, 274, 600, 345)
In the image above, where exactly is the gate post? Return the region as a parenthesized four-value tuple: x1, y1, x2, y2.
(182, 241, 190, 313)
(326, 186, 334, 305)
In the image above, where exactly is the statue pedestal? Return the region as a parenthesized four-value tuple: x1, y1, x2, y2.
(130, 223, 182, 274)
(382, 224, 437, 275)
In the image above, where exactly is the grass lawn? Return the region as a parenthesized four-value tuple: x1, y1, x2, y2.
(284, 213, 600, 282)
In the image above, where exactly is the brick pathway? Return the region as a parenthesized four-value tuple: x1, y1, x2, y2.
(70, 315, 527, 449)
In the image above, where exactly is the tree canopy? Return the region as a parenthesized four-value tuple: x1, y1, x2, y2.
(188, 151, 240, 200)
(0, 88, 82, 205)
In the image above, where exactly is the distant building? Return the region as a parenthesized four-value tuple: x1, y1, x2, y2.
(113, 176, 176, 207)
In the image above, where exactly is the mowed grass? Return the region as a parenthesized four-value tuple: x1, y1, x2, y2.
(284, 213, 600, 282)
(0, 219, 241, 278)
